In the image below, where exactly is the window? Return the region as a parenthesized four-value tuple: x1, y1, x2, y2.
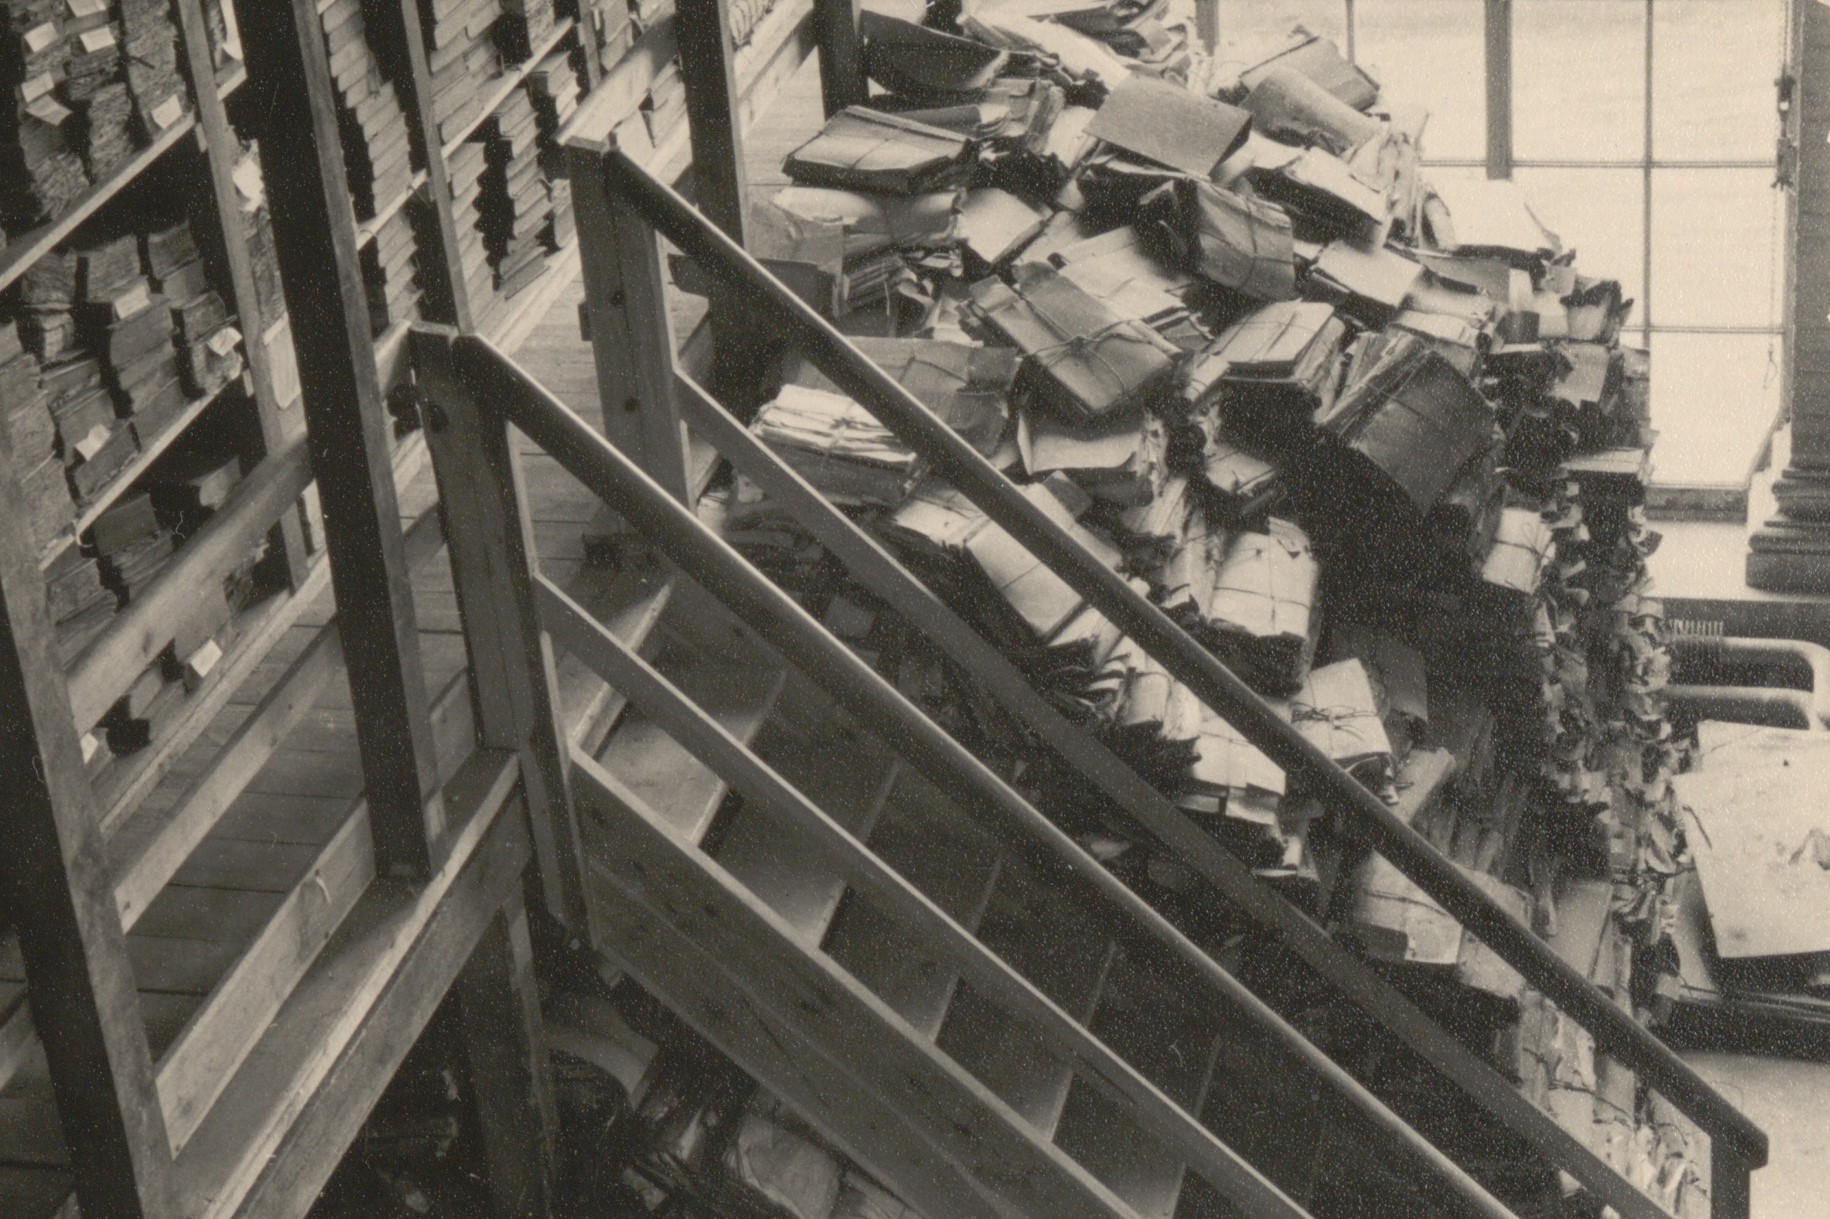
(1219, 0, 1792, 492)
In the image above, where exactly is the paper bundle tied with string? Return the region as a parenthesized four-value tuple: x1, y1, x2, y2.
(1201, 516, 1319, 697)
(784, 107, 976, 195)
(968, 262, 1180, 423)
(1289, 658, 1395, 793)
(1138, 177, 1296, 302)
(751, 384, 920, 508)
(785, 337, 1016, 457)
(1481, 505, 1555, 597)
(1184, 300, 1348, 444)
(1181, 703, 1286, 825)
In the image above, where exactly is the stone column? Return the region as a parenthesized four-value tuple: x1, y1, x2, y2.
(1749, 0, 1830, 591)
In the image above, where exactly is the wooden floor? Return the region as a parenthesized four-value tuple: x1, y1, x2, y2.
(0, 48, 832, 1216)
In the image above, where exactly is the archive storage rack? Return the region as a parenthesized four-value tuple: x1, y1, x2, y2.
(0, 0, 849, 1210)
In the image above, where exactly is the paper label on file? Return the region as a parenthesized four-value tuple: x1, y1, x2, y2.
(231, 155, 265, 204)
(185, 638, 224, 680)
(24, 95, 73, 127)
(112, 282, 153, 319)
(74, 423, 112, 462)
(21, 73, 55, 103)
(206, 326, 242, 356)
(24, 24, 58, 54)
(68, 0, 108, 17)
(150, 94, 184, 130)
(78, 26, 114, 52)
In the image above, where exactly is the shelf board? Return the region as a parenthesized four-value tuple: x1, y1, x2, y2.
(439, 18, 578, 161)
(0, 65, 248, 295)
(355, 171, 429, 251)
(38, 375, 242, 570)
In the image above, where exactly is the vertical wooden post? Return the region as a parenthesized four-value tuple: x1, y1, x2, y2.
(413, 325, 587, 928)
(813, 0, 866, 117)
(1484, 0, 1512, 179)
(565, 125, 693, 502)
(238, 0, 447, 876)
(0, 448, 176, 1218)
(1194, 0, 1218, 56)
(1711, 1142, 1751, 1219)
(394, 0, 477, 329)
(455, 898, 560, 1219)
(171, 0, 312, 588)
(677, 0, 771, 410)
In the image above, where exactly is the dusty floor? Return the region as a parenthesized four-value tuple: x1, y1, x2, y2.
(1685, 1053, 1830, 1216)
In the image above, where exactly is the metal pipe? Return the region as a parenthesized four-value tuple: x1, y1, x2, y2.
(596, 147, 1768, 1170)
(1666, 685, 1818, 731)
(1669, 635, 1830, 729)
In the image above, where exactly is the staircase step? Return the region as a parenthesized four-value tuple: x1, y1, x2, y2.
(1053, 955, 1224, 1219)
(594, 626, 787, 845)
(937, 866, 1118, 1138)
(712, 684, 902, 940)
(822, 767, 1004, 1038)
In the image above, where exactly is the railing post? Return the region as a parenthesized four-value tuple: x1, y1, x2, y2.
(677, 0, 774, 414)
(1712, 1145, 1751, 1219)
(813, 0, 867, 117)
(413, 325, 587, 930)
(239, 0, 447, 876)
(564, 125, 693, 502)
(414, 325, 570, 1217)
(0, 444, 177, 1217)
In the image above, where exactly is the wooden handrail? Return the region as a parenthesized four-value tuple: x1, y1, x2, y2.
(587, 146, 1767, 1174)
(437, 329, 1675, 1219)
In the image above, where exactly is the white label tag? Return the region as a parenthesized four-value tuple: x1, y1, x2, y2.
(78, 26, 114, 52)
(24, 94, 73, 127)
(68, 0, 108, 17)
(232, 155, 264, 203)
(207, 326, 242, 355)
(150, 94, 184, 130)
(21, 73, 55, 103)
(24, 24, 58, 54)
(74, 422, 112, 462)
(112, 282, 153, 319)
(185, 637, 224, 679)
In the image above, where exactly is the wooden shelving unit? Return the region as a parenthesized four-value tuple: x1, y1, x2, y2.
(0, 0, 850, 1211)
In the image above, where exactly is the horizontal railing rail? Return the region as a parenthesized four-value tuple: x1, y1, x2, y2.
(585, 145, 1765, 1184)
(435, 327, 1526, 1219)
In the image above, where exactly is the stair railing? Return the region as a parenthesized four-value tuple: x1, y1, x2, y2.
(575, 140, 1765, 1214)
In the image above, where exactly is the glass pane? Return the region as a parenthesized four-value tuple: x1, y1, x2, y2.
(1355, 1, 1487, 161)
(1515, 0, 1645, 162)
(1649, 167, 1783, 327)
(1214, 0, 1350, 61)
(1652, 0, 1787, 160)
(1512, 167, 1646, 309)
(1647, 331, 1784, 488)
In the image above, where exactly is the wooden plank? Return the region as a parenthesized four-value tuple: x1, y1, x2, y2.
(172, 0, 310, 586)
(393, 0, 476, 327)
(420, 327, 586, 924)
(582, 627, 785, 844)
(0, 431, 176, 1214)
(811, 0, 864, 116)
(168, 750, 523, 1217)
(676, 0, 762, 403)
(155, 797, 374, 1151)
(453, 897, 559, 1219)
(565, 126, 693, 501)
(713, 696, 899, 939)
(571, 754, 1134, 1219)
(109, 623, 343, 929)
(237, 0, 447, 878)
(67, 438, 314, 729)
(546, 586, 1305, 1219)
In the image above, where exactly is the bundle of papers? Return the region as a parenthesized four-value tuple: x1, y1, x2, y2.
(785, 107, 976, 196)
(1200, 517, 1319, 696)
(786, 336, 1016, 456)
(1139, 177, 1296, 302)
(968, 261, 1179, 423)
(752, 384, 920, 508)
(1183, 300, 1347, 445)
